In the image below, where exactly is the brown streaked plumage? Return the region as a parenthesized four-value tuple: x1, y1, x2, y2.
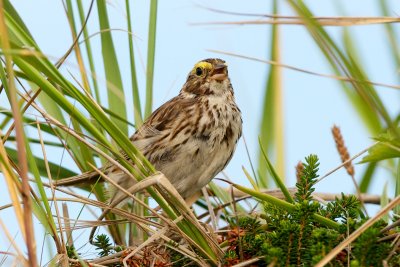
(57, 58, 242, 201)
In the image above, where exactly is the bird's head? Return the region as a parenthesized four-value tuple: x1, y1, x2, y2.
(182, 58, 232, 96)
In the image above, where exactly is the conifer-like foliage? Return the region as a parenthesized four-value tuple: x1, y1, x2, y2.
(222, 155, 399, 266)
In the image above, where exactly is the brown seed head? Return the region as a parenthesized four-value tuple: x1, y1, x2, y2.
(332, 125, 354, 176)
(295, 161, 304, 184)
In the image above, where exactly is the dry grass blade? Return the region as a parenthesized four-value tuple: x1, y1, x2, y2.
(202, 187, 218, 231)
(0, 135, 24, 231)
(209, 50, 400, 91)
(193, 16, 400, 26)
(62, 204, 73, 246)
(318, 141, 379, 183)
(315, 195, 400, 266)
(231, 256, 264, 267)
(0, 218, 26, 263)
(36, 120, 65, 253)
(87, 170, 168, 243)
(0, 2, 36, 266)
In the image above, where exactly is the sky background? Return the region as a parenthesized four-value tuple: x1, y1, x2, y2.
(1, 0, 400, 263)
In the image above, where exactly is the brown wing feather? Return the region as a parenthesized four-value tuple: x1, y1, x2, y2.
(131, 95, 197, 141)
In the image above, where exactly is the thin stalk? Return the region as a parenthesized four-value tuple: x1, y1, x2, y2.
(259, 138, 294, 203)
(76, 0, 101, 102)
(97, 0, 127, 134)
(144, 0, 158, 118)
(233, 183, 340, 230)
(0, 1, 37, 265)
(125, 0, 143, 127)
(64, 0, 91, 93)
(258, 0, 284, 187)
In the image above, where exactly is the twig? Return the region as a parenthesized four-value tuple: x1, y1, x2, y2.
(318, 141, 379, 183)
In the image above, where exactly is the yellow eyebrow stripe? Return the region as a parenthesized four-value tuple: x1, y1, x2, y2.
(194, 61, 212, 70)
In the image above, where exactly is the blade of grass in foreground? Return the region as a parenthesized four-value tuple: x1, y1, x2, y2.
(232, 183, 339, 230)
(32, 82, 94, 171)
(144, 0, 158, 119)
(126, 0, 145, 242)
(208, 181, 246, 213)
(3, 0, 96, 172)
(0, 3, 37, 265)
(257, 0, 284, 188)
(97, 0, 128, 134)
(395, 160, 400, 215)
(65, 0, 91, 93)
(25, 134, 63, 252)
(125, 0, 143, 127)
(76, 0, 101, 102)
(6, 147, 78, 178)
(259, 138, 294, 203)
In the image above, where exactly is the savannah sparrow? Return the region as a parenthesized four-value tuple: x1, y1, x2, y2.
(58, 58, 242, 201)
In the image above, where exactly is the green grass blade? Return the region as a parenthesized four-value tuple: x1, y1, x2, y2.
(257, 0, 284, 188)
(31, 83, 94, 171)
(359, 162, 377, 193)
(378, 0, 400, 74)
(242, 166, 259, 191)
(341, 29, 382, 134)
(97, 0, 127, 134)
(144, 0, 158, 118)
(395, 160, 400, 215)
(25, 135, 58, 237)
(232, 183, 340, 230)
(0, 4, 37, 264)
(65, 0, 91, 93)
(76, 0, 101, 102)
(125, 0, 143, 127)
(259, 138, 294, 203)
(6, 147, 78, 178)
(208, 181, 245, 213)
(381, 182, 389, 223)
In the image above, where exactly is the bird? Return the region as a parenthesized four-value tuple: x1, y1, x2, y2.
(56, 58, 242, 203)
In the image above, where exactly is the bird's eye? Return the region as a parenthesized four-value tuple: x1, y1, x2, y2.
(195, 67, 203, 76)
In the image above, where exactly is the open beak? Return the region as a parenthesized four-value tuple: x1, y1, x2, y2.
(210, 63, 227, 81)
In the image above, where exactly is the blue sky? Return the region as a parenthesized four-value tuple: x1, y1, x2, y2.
(2, 0, 400, 262)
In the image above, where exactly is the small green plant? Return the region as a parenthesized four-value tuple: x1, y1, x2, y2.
(222, 155, 399, 266)
(66, 245, 79, 260)
(92, 234, 122, 257)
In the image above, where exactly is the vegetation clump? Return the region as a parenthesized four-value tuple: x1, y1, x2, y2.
(220, 155, 399, 266)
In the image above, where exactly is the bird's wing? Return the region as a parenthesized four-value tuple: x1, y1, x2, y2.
(130, 95, 198, 155)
